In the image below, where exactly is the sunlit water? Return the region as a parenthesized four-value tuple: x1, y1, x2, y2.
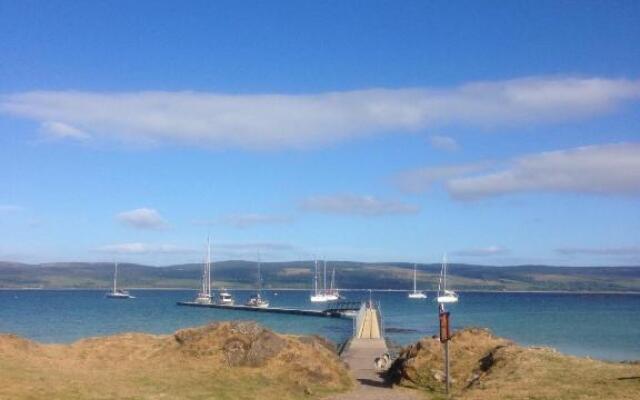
(1, 289, 638, 361)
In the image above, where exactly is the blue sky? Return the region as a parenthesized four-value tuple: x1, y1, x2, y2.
(1, 0, 639, 266)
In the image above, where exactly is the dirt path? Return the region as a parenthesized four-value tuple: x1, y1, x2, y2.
(324, 338, 424, 400)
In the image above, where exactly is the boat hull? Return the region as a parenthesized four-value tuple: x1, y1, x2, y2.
(106, 293, 134, 299)
(437, 295, 458, 303)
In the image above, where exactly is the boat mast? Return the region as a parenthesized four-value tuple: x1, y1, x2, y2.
(413, 264, 417, 293)
(438, 256, 444, 296)
(256, 251, 262, 295)
(443, 253, 448, 291)
(113, 262, 118, 293)
(208, 237, 213, 295)
(330, 267, 335, 291)
(313, 259, 318, 295)
(323, 260, 327, 293)
(206, 236, 212, 296)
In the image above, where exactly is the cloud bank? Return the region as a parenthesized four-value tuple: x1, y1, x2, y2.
(301, 194, 419, 216)
(556, 245, 640, 256)
(397, 142, 640, 199)
(428, 135, 459, 151)
(395, 162, 490, 193)
(205, 213, 293, 228)
(448, 143, 640, 199)
(0, 204, 23, 213)
(96, 243, 195, 255)
(116, 208, 167, 230)
(2, 77, 639, 149)
(452, 246, 509, 257)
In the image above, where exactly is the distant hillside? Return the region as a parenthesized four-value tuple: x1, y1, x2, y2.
(1, 260, 639, 292)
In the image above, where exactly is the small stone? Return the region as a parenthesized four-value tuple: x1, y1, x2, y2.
(433, 370, 446, 382)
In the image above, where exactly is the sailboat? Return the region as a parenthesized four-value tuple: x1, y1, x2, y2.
(437, 254, 459, 304)
(408, 264, 427, 299)
(310, 259, 339, 302)
(106, 262, 134, 299)
(194, 237, 213, 304)
(246, 252, 269, 308)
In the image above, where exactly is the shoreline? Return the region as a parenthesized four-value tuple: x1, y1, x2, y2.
(2, 287, 640, 295)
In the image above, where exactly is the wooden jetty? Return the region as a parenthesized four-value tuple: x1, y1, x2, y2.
(328, 301, 424, 399)
(176, 300, 362, 319)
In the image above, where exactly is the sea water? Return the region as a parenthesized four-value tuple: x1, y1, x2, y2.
(0, 289, 638, 361)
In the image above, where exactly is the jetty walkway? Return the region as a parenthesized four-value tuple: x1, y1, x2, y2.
(326, 302, 422, 400)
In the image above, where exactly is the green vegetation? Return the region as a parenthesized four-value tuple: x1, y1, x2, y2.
(1, 260, 639, 292)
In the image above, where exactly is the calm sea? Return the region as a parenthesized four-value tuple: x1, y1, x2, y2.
(1, 289, 638, 361)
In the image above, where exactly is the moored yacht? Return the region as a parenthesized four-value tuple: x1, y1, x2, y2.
(194, 237, 213, 304)
(106, 262, 134, 299)
(437, 254, 459, 304)
(218, 289, 234, 305)
(408, 263, 427, 299)
(246, 293, 269, 308)
(310, 260, 340, 302)
(246, 253, 269, 308)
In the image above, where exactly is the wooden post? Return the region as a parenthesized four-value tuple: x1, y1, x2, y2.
(439, 307, 451, 396)
(445, 339, 450, 395)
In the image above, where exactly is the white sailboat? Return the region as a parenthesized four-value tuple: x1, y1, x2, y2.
(408, 263, 427, 299)
(106, 262, 134, 299)
(437, 254, 459, 304)
(310, 259, 325, 302)
(310, 260, 339, 302)
(194, 237, 213, 304)
(246, 252, 269, 308)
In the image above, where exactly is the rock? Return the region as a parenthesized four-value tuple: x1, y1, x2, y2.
(297, 335, 337, 353)
(433, 370, 446, 382)
(245, 329, 287, 367)
(223, 337, 250, 366)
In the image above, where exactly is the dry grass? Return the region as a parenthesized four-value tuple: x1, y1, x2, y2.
(0, 322, 352, 400)
(388, 328, 640, 400)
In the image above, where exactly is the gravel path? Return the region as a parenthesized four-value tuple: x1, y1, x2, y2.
(323, 338, 425, 400)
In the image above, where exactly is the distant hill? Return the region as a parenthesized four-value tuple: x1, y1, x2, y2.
(1, 260, 639, 292)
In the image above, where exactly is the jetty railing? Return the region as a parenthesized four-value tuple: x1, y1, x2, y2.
(378, 301, 385, 338)
(353, 301, 368, 337)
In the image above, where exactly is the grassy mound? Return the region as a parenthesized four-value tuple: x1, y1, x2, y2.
(0, 321, 352, 400)
(388, 328, 640, 399)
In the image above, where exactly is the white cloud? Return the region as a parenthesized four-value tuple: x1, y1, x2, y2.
(0, 204, 23, 213)
(196, 213, 293, 228)
(2, 77, 639, 149)
(96, 241, 301, 260)
(213, 242, 302, 260)
(40, 121, 88, 140)
(452, 246, 509, 257)
(447, 143, 640, 199)
(556, 246, 640, 256)
(116, 208, 167, 230)
(428, 135, 459, 151)
(395, 162, 490, 193)
(301, 194, 419, 216)
(96, 243, 196, 255)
